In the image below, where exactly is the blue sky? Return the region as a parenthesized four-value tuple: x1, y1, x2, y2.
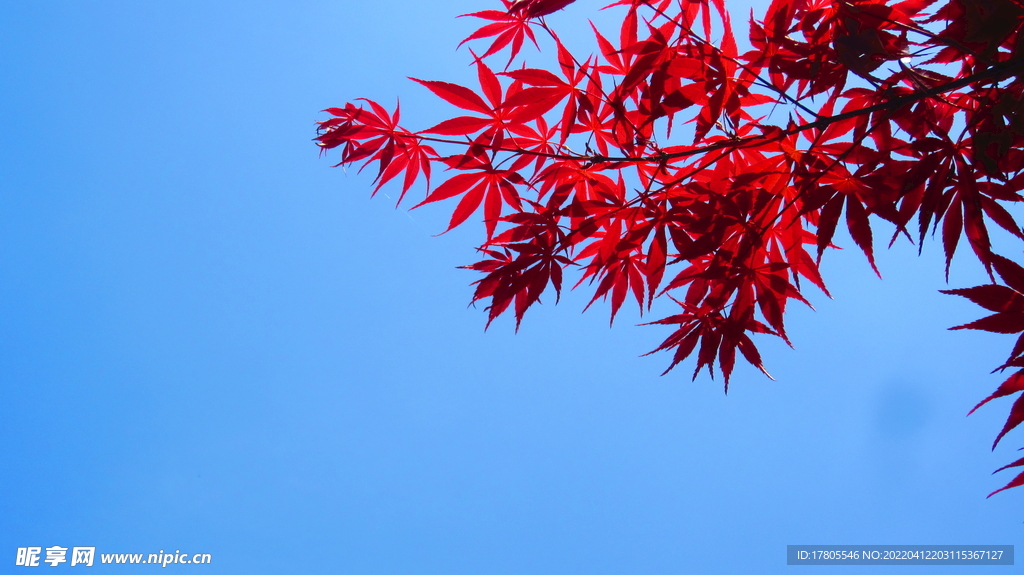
(1, 0, 1021, 573)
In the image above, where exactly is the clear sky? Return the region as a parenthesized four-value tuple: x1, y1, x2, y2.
(1, 0, 1021, 573)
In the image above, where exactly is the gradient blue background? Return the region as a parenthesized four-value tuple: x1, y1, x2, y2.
(1, 0, 1020, 573)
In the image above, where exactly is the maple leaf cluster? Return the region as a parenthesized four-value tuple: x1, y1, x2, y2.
(318, 0, 1024, 494)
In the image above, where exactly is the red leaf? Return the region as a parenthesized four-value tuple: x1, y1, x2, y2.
(475, 58, 503, 107)
(992, 455, 1024, 474)
(508, 0, 577, 18)
(980, 196, 1024, 241)
(992, 392, 1024, 450)
(411, 78, 491, 114)
(949, 312, 1024, 334)
(458, 10, 540, 63)
(967, 370, 1024, 416)
(940, 285, 1024, 313)
(422, 116, 493, 136)
(845, 195, 879, 276)
(993, 255, 1024, 294)
(815, 194, 845, 261)
(988, 468, 1024, 498)
(412, 173, 481, 209)
(941, 197, 963, 279)
(446, 182, 488, 233)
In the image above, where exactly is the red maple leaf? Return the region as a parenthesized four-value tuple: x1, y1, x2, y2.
(321, 0, 1024, 497)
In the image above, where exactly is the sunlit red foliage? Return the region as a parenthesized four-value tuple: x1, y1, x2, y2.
(317, 0, 1024, 495)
